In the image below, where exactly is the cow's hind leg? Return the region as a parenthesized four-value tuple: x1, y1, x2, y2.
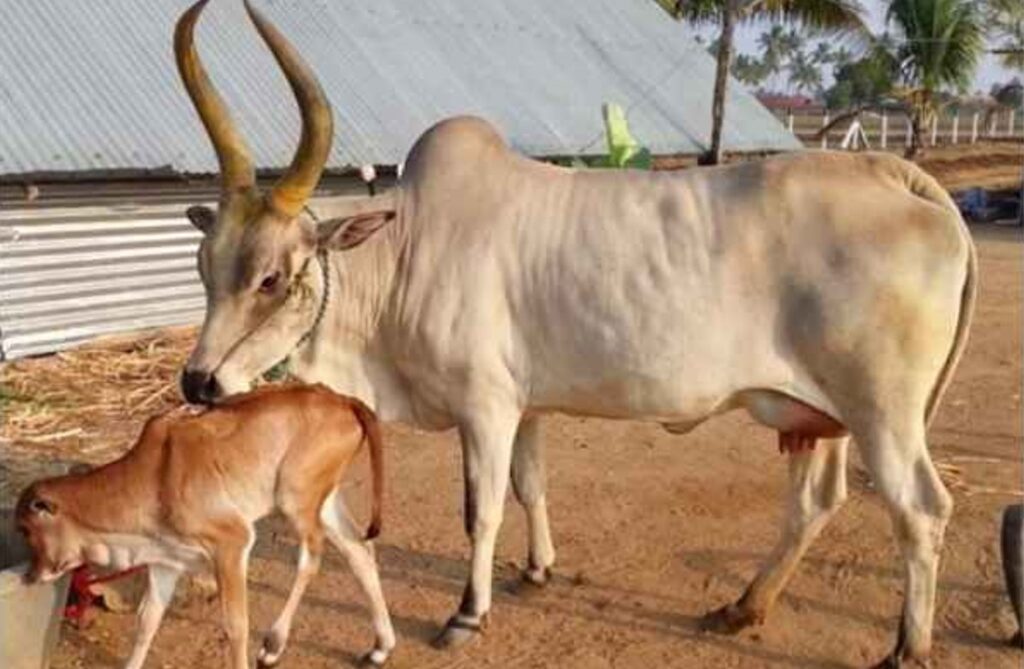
(856, 423, 952, 667)
(511, 416, 555, 586)
(703, 436, 849, 633)
(321, 489, 395, 666)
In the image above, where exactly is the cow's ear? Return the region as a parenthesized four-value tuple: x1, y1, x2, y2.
(318, 210, 395, 251)
(186, 205, 217, 235)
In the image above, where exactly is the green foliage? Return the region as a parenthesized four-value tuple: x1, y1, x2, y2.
(986, 0, 1024, 70)
(823, 44, 899, 108)
(887, 0, 984, 95)
(991, 78, 1023, 109)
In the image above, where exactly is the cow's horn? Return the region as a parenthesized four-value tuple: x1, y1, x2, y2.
(245, 0, 334, 217)
(174, 0, 256, 193)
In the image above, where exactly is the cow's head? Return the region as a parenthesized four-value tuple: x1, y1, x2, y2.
(175, 0, 391, 404)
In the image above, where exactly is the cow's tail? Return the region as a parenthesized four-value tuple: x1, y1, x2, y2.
(902, 163, 978, 428)
(351, 400, 384, 540)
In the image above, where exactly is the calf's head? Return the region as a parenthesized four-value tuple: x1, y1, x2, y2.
(15, 483, 85, 583)
(176, 0, 391, 404)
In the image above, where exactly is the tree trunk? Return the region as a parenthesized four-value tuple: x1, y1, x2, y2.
(905, 109, 925, 159)
(702, 3, 736, 166)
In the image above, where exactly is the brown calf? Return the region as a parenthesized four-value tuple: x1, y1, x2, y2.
(15, 384, 394, 669)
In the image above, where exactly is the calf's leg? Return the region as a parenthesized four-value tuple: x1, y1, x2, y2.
(123, 565, 181, 669)
(321, 490, 395, 666)
(257, 536, 323, 667)
(213, 528, 255, 669)
(511, 416, 555, 585)
(703, 436, 848, 633)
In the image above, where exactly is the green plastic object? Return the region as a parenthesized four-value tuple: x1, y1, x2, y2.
(602, 103, 652, 170)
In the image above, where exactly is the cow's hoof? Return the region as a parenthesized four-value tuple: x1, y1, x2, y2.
(359, 648, 390, 666)
(1009, 629, 1023, 649)
(869, 653, 930, 669)
(432, 616, 484, 649)
(700, 603, 763, 635)
(521, 565, 551, 587)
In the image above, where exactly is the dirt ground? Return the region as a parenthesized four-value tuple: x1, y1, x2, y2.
(2, 184, 1022, 668)
(916, 142, 1024, 192)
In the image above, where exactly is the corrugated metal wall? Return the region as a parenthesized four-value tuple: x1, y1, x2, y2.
(0, 201, 206, 360)
(0, 178, 380, 360)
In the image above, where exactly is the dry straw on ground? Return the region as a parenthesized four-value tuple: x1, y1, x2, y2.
(0, 327, 195, 504)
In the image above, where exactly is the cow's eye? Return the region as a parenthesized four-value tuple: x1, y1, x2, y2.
(258, 272, 281, 293)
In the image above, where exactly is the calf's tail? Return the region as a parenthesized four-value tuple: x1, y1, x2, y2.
(351, 400, 384, 540)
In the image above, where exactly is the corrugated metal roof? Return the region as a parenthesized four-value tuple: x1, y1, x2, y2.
(0, 0, 799, 178)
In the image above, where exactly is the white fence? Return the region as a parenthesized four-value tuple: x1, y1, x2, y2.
(774, 107, 1022, 150)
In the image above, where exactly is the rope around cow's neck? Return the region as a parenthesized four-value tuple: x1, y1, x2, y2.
(262, 207, 330, 381)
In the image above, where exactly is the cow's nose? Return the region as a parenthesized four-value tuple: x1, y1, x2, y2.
(181, 369, 221, 405)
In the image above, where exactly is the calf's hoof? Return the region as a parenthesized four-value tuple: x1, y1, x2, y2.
(521, 565, 552, 587)
(432, 615, 485, 649)
(700, 603, 763, 635)
(256, 632, 285, 667)
(359, 647, 391, 666)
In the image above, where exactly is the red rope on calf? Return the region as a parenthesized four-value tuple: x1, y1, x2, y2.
(64, 565, 147, 624)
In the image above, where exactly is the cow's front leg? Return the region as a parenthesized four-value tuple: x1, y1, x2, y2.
(434, 407, 520, 648)
(511, 416, 555, 586)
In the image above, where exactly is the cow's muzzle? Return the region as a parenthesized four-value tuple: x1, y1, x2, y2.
(181, 368, 222, 405)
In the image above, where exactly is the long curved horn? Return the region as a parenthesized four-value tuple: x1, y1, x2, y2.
(245, 0, 334, 217)
(174, 0, 256, 192)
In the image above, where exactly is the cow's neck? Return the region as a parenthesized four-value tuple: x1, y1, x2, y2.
(292, 221, 413, 421)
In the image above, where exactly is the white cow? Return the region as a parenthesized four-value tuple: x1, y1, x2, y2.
(175, 2, 975, 666)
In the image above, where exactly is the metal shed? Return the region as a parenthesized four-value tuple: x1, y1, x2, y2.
(0, 0, 798, 177)
(0, 0, 800, 360)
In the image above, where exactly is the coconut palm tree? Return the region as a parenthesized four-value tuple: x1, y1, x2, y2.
(810, 41, 834, 67)
(788, 49, 824, 92)
(986, 0, 1024, 70)
(886, 0, 984, 158)
(732, 53, 770, 87)
(758, 25, 789, 88)
(656, 1, 866, 165)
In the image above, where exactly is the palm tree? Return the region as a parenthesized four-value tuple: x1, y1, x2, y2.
(758, 25, 788, 88)
(886, 0, 985, 158)
(986, 0, 1024, 70)
(732, 53, 770, 87)
(810, 41, 834, 66)
(657, 1, 866, 165)
(788, 49, 824, 92)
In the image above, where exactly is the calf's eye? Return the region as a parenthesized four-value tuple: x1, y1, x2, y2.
(259, 272, 281, 293)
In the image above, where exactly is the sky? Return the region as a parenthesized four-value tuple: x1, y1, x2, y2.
(709, 0, 1018, 94)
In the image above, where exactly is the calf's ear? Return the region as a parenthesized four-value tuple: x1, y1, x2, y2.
(318, 210, 395, 251)
(186, 205, 217, 235)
